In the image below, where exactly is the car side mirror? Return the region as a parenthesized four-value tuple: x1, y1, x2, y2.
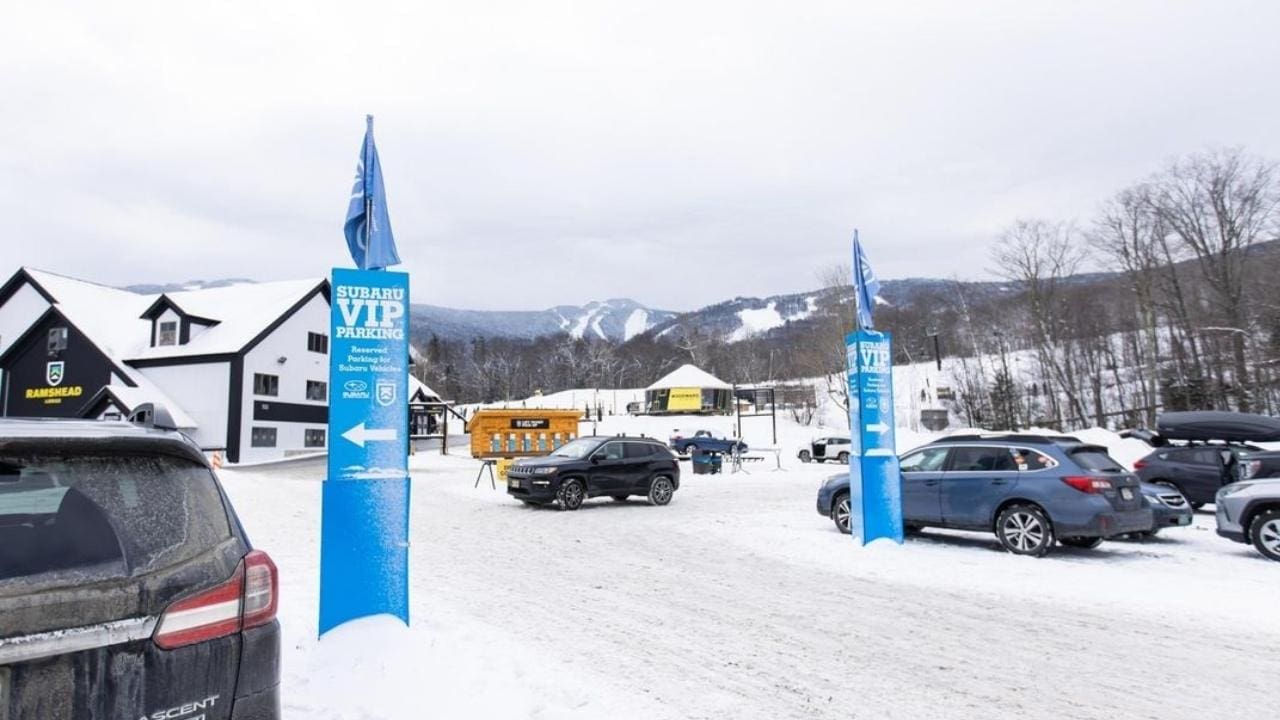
(590, 455, 601, 464)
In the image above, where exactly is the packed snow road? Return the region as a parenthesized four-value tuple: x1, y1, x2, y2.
(221, 455, 1277, 720)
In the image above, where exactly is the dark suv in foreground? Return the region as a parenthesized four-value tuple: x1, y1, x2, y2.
(507, 436, 680, 510)
(816, 434, 1152, 556)
(0, 418, 280, 720)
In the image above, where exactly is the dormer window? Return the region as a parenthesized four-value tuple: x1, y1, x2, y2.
(158, 321, 178, 346)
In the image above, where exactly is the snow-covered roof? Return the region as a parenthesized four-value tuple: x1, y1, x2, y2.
(409, 376, 441, 403)
(129, 278, 325, 360)
(25, 268, 153, 360)
(647, 364, 732, 390)
(84, 381, 198, 429)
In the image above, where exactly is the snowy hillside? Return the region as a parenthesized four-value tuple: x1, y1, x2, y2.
(412, 298, 676, 342)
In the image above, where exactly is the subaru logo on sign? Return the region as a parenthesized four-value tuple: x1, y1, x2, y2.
(344, 380, 368, 393)
(376, 380, 396, 407)
(46, 361, 65, 387)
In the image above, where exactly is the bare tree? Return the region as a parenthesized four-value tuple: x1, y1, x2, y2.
(1150, 148, 1280, 411)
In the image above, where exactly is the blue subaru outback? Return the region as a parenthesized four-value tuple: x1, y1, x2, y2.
(816, 434, 1153, 556)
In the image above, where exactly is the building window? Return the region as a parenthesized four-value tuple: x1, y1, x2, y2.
(307, 332, 329, 354)
(306, 380, 327, 401)
(305, 428, 326, 448)
(251, 427, 277, 448)
(253, 373, 279, 397)
(47, 327, 68, 355)
(158, 321, 178, 346)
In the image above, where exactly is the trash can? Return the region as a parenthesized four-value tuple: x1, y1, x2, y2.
(691, 450, 722, 475)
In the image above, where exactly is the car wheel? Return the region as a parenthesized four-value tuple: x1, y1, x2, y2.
(683, 444, 698, 455)
(831, 492, 851, 534)
(837, 452, 850, 464)
(557, 479, 585, 511)
(996, 504, 1055, 557)
(648, 476, 675, 506)
(799, 450, 812, 463)
(610, 494, 629, 502)
(1249, 509, 1280, 562)
(1059, 536, 1104, 550)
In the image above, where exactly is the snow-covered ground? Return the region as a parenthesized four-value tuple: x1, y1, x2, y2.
(218, 411, 1278, 719)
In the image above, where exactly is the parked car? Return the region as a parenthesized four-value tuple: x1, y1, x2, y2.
(1215, 477, 1280, 562)
(815, 434, 1153, 556)
(507, 436, 680, 510)
(0, 416, 281, 719)
(1138, 481, 1193, 536)
(798, 436, 851, 464)
(667, 429, 746, 456)
(1130, 411, 1280, 508)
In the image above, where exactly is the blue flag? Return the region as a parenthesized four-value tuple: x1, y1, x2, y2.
(852, 231, 880, 330)
(344, 115, 402, 270)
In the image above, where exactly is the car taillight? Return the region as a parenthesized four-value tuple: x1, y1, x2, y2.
(1132, 459, 1147, 471)
(242, 550, 279, 628)
(153, 550, 279, 650)
(1061, 476, 1112, 494)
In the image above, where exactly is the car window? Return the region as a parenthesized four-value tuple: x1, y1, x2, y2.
(0, 453, 232, 586)
(550, 438, 603, 459)
(624, 442, 654, 459)
(597, 442, 625, 461)
(1010, 448, 1058, 471)
(946, 446, 1017, 472)
(1069, 447, 1125, 472)
(899, 446, 949, 472)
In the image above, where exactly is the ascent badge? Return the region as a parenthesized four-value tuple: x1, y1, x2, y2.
(376, 380, 396, 407)
(46, 361, 65, 387)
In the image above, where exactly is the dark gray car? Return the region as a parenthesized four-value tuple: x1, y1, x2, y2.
(816, 434, 1153, 556)
(0, 418, 281, 719)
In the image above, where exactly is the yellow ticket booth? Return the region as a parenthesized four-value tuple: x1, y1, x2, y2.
(467, 408, 584, 460)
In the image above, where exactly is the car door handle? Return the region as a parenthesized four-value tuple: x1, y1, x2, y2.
(924, 479, 940, 486)
(991, 478, 1008, 485)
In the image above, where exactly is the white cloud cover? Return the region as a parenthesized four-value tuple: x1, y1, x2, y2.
(1, 0, 1277, 310)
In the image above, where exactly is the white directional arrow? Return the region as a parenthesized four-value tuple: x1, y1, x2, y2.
(342, 422, 398, 448)
(865, 422, 890, 434)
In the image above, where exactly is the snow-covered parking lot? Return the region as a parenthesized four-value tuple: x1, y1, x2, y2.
(220, 449, 1277, 720)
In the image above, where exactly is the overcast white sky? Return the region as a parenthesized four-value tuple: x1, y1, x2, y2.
(2, 1, 1278, 311)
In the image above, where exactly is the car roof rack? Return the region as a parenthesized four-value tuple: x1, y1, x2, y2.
(932, 433, 1081, 446)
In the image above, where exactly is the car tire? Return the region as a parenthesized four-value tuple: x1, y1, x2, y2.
(837, 452, 850, 464)
(1248, 509, 1280, 562)
(648, 476, 675, 506)
(1189, 501, 1206, 510)
(1060, 536, 1104, 549)
(683, 444, 698, 456)
(799, 450, 812, 463)
(996, 504, 1055, 557)
(610, 494, 629, 502)
(831, 492, 851, 534)
(557, 479, 585, 511)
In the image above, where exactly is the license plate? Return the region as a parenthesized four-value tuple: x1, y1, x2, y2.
(508, 479, 521, 488)
(1120, 487, 1134, 501)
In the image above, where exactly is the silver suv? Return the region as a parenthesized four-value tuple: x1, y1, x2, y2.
(1215, 477, 1280, 562)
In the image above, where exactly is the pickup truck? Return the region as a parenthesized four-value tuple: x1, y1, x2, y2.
(668, 429, 747, 456)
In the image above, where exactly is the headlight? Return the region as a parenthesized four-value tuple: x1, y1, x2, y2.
(533, 466, 558, 475)
(1218, 482, 1251, 498)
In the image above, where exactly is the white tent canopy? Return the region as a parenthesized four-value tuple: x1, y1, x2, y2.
(646, 364, 731, 391)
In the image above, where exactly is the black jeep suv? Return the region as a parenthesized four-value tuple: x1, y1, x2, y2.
(0, 418, 281, 720)
(506, 436, 680, 510)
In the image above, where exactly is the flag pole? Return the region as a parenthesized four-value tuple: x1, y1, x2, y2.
(365, 115, 376, 272)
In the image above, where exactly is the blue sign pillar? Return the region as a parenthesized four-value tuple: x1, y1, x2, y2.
(845, 329, 903, 544)
(320, 267, 411, 635)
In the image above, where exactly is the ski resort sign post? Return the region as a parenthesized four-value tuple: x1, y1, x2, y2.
(845, 232, 903, 544)
(320, 268, 411, 634)
(845, 329, 903, 543)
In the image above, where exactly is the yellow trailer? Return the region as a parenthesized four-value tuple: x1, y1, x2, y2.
(467, 408, 584, 459)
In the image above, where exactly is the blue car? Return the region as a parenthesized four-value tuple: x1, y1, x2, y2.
(816, 434, 1153, 556)
(668, 429, 746, 456)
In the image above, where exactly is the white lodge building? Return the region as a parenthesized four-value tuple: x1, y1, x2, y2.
(0, 268, 332, 463)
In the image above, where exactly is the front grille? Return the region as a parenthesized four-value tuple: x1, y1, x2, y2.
(1158, 493, 1187, 508)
